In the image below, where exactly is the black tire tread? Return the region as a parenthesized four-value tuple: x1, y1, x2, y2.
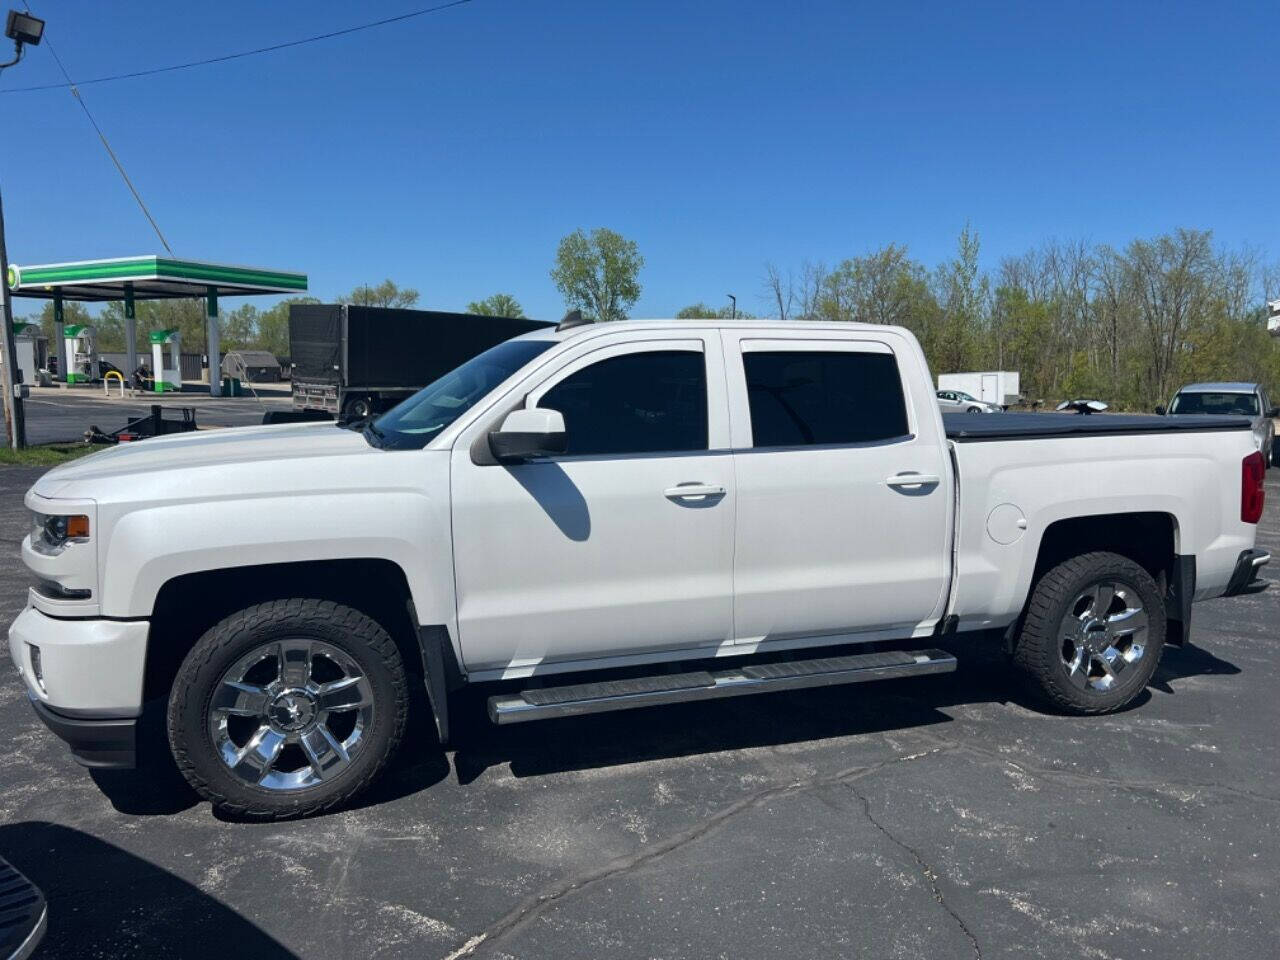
(1013, 551, 1165, 715)
(167, 598, 408, 820)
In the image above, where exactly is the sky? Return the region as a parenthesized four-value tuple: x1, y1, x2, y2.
(1, 0, 1277, 321)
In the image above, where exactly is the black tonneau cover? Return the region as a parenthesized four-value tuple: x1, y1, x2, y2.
(944, 412, 1253, 441)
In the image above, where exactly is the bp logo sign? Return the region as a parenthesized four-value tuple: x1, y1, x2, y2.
(5, 265, 17, 290)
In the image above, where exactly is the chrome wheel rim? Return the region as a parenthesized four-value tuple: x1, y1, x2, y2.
(208, 639, 375, 791)
(1058, 580, 1148, 692)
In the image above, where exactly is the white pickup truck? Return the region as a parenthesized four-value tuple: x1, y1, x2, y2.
(9, 318, 1271, 818)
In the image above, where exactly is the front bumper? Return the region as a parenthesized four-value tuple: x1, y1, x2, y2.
(1223, 549, 1271, 597)
(29, 695, 136, 769)
(8, 606, 149, 715)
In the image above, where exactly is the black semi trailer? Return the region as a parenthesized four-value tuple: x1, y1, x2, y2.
(289, 304, 549, 419)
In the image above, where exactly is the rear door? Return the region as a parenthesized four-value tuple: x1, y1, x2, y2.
(981, 373, 998, 405)
(724, 331, 952, 645)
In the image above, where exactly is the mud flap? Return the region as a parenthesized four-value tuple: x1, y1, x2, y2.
(1165, 554, 1195, 646)
(415, 625, 465, 745)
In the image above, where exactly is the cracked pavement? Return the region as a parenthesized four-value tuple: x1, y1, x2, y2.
(1, 463, 1278, 959)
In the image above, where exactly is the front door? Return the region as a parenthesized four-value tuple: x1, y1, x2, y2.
(724, 332, 952, 645)
(450, 335, 735, 673)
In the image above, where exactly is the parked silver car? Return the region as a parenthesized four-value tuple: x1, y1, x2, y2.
(1159, 381, 1279, 465)
(936, 389, 1000, 413)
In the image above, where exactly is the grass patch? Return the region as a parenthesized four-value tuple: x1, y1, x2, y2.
(0, 443, 98, 467)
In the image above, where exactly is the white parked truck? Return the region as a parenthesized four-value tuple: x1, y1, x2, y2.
(937, 371, 1020, 408)
(9, 319, 1271, 818)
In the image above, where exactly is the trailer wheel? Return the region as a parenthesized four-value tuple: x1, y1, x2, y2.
(343, 395, 374, 421)
(167, 599, 408, 819)
(1013, 551, 1165, 715)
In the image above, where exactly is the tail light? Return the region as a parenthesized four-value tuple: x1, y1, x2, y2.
(1241, 451, 1265, 524)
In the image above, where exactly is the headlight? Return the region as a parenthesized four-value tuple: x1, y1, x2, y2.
(30, 511, 91, 555)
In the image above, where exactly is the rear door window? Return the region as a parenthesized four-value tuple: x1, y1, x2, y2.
(743, 350, 910, 447)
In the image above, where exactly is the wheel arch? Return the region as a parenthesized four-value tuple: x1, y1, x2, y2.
(1019, 511, 1190, 647)
(1031, 511, 1180, 585)
(144, 558, 424, 704)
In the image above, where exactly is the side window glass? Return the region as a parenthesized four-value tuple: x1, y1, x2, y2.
(539, 350, 707, 456)
(743, 350, 909, 448)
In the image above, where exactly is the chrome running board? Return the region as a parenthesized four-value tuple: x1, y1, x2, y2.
(487, 648, 957, 725)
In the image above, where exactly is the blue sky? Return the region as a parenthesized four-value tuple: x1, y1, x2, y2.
(2, 0, 1276, 320)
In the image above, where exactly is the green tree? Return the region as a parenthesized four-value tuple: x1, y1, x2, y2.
(97, 299, 207, 353)
(220, 304, 259, 351)
(339, 280, 419, 309)
(675, 302, 754, 319)
(256, 297, 321, 358)
(551, 228, 643, 322)
(23, 300, 92, 344)
(930, 224, 988, 373)
(467, 293, 525, 318)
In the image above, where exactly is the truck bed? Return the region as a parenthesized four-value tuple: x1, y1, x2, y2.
(944, 412, 1253, 441)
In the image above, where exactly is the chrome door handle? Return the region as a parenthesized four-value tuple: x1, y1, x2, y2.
(885, 473, 941, 488)
(664, 483, 726, 500)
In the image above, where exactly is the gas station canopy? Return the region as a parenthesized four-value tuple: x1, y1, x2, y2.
(7, 255, 307, 301)
(6, 255, 307, 396)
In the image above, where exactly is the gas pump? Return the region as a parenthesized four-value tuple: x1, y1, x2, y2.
(63, 324, 97, 383)
(149, 328, 182, 392)
(10, 321, 41, 386)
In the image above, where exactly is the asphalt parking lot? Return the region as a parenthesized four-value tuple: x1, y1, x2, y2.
(0, 463, 1278, 960)
(21, 385, 293, 444)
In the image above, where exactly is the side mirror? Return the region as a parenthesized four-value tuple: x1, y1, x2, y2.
(1154, 405, 1167, 416)
(488, 408, 567, 463)
(1269, 406, 1280, 418)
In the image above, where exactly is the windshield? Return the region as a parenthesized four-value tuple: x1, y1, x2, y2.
(954, 391, 976, 402)
(370, 339, 555, 450)
(1169, 391, 1259, 416)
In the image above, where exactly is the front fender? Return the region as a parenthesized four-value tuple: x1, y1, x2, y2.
(98, 489, 456, 634)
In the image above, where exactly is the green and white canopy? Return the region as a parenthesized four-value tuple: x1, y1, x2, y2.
(7, 255, 307, 301)
(6, 255, 306, 396)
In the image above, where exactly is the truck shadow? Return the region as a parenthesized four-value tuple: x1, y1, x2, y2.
(0, 821, 300, 959)
(447, 637, 1241, 784)
(86, 639, 1241, 815)
(89, 690, 453, 819)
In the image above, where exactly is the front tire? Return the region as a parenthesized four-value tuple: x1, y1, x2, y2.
(1013, 551, 1165, 715)
(167, 599, 408, 819)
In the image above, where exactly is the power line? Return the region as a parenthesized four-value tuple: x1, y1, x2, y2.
(0, 0, 476, 94)
(23, 8, 174, 253)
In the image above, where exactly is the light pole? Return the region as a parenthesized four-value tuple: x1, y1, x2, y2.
(726, 294, 736, 320)
(0, 9, 44, 450)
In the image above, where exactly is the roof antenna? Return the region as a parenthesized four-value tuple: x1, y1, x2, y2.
(556, 309, 591, 332)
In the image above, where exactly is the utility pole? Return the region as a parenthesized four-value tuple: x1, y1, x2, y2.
(0, 185, 27, 449)
(726, 294, 736, 320)
(0, 9, 46, 450)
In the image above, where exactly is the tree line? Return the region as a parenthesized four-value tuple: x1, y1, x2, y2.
(552, 225, 1280, 410)
(758, 227, 1280, 409)
(19, 225, 1279, 410)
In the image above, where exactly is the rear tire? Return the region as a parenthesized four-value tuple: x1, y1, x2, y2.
(167, 599, 408, 819)
(1013, 551, 1165, 715)
(342, 395, 374, 421)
